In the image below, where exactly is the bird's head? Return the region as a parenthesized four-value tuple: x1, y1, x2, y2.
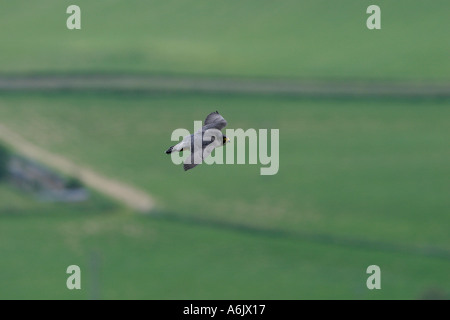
(223, 135, 230, 145)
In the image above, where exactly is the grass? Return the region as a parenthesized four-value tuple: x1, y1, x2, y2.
(0, 92, 449, 299)
(0, 0, 449, 80)
(0, 92, 449, 251)
(1, 207, 449, 300)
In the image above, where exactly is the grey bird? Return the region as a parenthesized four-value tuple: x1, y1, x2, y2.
(165, 111, 230, 171)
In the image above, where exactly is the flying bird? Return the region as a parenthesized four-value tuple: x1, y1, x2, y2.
(165, 111, 230, 171)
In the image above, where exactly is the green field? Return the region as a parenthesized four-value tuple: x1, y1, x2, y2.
(0, 182, 449, 300)
(1, 94, 449, 247)
(1, 204, 448, 300)
(0, 93, 449, 299)
(0, 0, 449, 80)
(0, 0, 449, 300)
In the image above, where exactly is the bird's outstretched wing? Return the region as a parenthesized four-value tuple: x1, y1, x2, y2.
(203, 111, 227, 131)
(183, 152, 200, 171)
(183, 111, 227, 171)
(184, 146, 207, 171)
(183, 137, 220, 171)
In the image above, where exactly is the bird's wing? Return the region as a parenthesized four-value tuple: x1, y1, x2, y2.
(183, 153, 199, 171)
(203, 111, 227, 131)
(183, 112, 226, 171)
(183, 138, 218, 171)
(184, 136, 203, 171)
(183, 148, 203, 171)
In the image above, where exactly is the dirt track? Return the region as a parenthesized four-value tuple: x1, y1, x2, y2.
(0, 74, 449, 97)
(0, 124, 155, 213)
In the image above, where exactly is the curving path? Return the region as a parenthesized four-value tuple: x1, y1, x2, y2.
(0, 124, 155, 213)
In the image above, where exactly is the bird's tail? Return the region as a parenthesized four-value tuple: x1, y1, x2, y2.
(165, 146, 174, 154)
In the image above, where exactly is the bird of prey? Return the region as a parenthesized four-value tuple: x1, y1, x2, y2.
(165, 111, 230, 171)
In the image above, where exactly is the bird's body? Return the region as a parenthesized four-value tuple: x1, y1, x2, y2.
(166, 111, 230, 171)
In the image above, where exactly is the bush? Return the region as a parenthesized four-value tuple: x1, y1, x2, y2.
(65, 177, 84, 190)
(0, 144, 10, 180)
